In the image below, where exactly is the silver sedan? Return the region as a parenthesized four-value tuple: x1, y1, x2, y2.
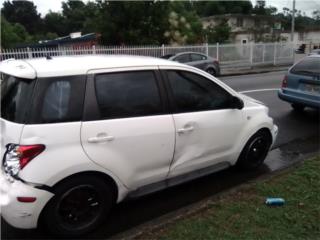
(161, 52, 220, 76)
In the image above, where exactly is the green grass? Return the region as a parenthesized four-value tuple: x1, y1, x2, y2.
(137, 156, 320, 240)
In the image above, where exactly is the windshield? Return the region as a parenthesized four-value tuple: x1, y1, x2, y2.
(290, 57, 320, 76)
(1, 73, 35, 123)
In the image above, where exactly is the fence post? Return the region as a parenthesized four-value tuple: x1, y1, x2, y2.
(205, 42, 208, 56)
(27, 47, 32, 59)
(291, 41, 295, 64)
(161, 44, 165, 56)
(250, 42, 253, 67)
(262, 44, 265, 63)
(92, 45, 96, 54)
(216, 42, 219, 60)
(273, 42, 277, 66)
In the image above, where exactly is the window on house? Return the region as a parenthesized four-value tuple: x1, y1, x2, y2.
(237, 18, 243, 27)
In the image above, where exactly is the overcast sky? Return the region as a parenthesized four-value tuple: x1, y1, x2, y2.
(1, 0, 319, 17)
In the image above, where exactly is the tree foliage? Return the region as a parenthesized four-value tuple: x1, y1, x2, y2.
(206, 19, 231, 44)
(1, 0, 320, 48)
(1, 16, 31, 48)
(1, 0, 42, 34)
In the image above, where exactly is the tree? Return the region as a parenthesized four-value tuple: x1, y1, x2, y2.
(165, 1, 204, 44)
(44, 11, 68, 36)
(1, 0, 42, 34)
(206, 19, 231, 43)
(194, 1, 253, 17)
(1, 16, 30, 48)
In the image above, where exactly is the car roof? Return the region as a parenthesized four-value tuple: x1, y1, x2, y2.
(174, 52, 207, 56)
(0, 55, 184, 79)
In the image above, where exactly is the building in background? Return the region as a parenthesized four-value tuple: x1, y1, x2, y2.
(202, 14, 283, 44)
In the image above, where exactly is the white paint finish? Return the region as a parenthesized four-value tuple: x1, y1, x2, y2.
(18, 122, 129, 202)
(0, 59, 36, 79)
(1, 55, 183, 78)
(240, 88, 279, 94)
(168, 109, 245, 177)
(81, 115, 176, 189)
(0, 172, 54, 229)
(0, 119, 24, 155)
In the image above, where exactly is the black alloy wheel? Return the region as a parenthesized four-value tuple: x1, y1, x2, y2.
(237, 130, 272, 170)
(41, 176, 114, 237)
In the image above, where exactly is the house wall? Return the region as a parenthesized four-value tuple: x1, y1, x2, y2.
(280, 31, 320, 43)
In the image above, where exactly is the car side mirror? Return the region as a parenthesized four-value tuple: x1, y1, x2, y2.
(230, 96, 244, 110)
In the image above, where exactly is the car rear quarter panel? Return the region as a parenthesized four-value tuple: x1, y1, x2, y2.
(18, 122, 129, 202)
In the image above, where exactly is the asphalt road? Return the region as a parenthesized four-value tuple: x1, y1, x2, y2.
(221, 70, 320, 148)
(2, 70, 319, 239)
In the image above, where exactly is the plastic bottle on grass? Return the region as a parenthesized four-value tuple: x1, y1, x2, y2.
(265, 197, 285, 206)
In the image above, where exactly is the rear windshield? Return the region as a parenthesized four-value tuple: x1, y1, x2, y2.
(1, 73, 35, 123)
(290, 57, 320, 76)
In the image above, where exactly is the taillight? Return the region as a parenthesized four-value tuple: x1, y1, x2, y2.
(282, 75, 288, 88)
(3, 144, 45, 177)
(213, 60, 219, 65)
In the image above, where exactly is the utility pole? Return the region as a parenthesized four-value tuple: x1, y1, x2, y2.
(291, 0, 295, 42)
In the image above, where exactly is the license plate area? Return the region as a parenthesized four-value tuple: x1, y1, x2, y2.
(302, 83, 320, 94)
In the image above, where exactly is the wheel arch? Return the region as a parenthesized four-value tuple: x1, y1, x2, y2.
(50, 171, 119, 203)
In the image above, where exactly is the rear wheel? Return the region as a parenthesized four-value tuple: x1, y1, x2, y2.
(291, 103, 305, 112)
(237, 130, 272, 170)
(41, 176, 114, 237)
(206, 68, 216, 76)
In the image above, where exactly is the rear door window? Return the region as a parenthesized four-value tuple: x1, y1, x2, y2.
(191, 54, 206, 62)
(174, 54, 190, 63)
(95, 71, 163, 119)
(291, 57, 320, 76)
(1, 74, 35, 123)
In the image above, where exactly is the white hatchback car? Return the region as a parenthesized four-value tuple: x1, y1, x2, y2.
(0, 55, 278, 236)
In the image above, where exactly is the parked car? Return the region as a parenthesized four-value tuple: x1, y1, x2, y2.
(295, 44, 306, 54)
(1, 55, 277, 236)
(308, 49, 320, 56)
(161, 52, 220, 76)
(278, 55, 320, 111)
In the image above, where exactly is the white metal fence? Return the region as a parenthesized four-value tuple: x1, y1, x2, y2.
(0, 42, 294, 68)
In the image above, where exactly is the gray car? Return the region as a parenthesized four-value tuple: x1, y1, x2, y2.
(161, 52, 220, 76)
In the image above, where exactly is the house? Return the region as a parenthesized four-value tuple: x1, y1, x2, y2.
(18, 32, 101, 49)
(201, 14, 283, 43)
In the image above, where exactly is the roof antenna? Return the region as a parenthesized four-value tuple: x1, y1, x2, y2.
(46, 55, 52, 60)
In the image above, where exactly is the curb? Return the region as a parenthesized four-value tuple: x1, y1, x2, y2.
(221, 66, 289, 77)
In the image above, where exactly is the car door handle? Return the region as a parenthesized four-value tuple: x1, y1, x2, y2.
(88, 135, 114, 143)
(177, 126, 194, 134)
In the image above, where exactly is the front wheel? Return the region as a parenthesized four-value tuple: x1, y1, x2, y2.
(237, 130, 272, 170)
(41, 176, 115, 237)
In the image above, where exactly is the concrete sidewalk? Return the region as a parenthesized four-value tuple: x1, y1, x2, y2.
(221, 65, 290, 77)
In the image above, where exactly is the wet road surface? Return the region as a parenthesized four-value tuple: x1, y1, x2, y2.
(2, 71, 319, 239)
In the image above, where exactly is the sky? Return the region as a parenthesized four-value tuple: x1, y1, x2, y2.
(1, 0, 320, 17)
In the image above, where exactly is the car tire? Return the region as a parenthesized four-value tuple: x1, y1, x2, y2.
(206, 68, 216, 76)
(291, 103, 305, 112)
(40, 175, 115, 237)
(236, 130, 272, 170)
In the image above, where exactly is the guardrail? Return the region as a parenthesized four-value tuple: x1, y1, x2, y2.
(0, 42, 295, 68)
